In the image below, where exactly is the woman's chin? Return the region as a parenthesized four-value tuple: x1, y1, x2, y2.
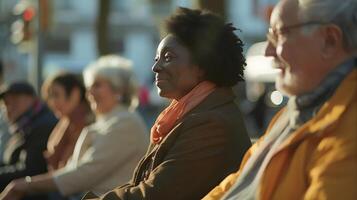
(158, 92, 169, 99)
(53, 110, 64, 118)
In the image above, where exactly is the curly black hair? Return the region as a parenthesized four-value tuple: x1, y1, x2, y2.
(164, 7, 246, 87)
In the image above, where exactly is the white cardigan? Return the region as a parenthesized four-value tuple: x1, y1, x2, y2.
(53, 105, 149, 196)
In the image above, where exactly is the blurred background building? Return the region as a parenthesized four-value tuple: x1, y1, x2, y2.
(0, 0, 282, 137)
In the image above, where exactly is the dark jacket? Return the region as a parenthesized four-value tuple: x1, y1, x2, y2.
(0, 100, 57, 200)
(83, 87, 252, 200)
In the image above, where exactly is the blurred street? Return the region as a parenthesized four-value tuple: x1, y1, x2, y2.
(0, 0, 283, 138)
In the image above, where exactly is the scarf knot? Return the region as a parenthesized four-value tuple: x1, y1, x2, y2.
(151, 81, 216, 144)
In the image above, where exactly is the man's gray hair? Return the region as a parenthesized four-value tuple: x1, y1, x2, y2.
(83, 55, 139, 109)
(298, 0, 357, 52)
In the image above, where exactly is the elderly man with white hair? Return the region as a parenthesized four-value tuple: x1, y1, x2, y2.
(0, 55, 149, 200)
(204, 0, 357, 199)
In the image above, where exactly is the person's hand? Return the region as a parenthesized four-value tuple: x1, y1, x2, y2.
(0, 178, 27, 200)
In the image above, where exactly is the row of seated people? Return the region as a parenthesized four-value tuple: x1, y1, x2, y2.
(0, 55, 149, 200)
(0, 1, 356, 199)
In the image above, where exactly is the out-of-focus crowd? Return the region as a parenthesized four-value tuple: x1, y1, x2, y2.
(0, 55, 149, 200)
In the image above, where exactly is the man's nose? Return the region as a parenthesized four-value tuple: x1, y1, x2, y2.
(87, 86, 95, 95)
(264, 41, 277, 57)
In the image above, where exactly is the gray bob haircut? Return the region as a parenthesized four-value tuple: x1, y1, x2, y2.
(83, 55, 139, 109)
(298, 0, 357, 52)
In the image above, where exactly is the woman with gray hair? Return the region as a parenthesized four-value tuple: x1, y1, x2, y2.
(83, 55, 139, 111)
(0, 55, 149, 200)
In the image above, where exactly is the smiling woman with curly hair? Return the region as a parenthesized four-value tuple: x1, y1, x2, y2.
(79, 7, 251, 200)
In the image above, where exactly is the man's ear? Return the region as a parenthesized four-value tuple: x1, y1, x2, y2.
(320, 24, 344, 58)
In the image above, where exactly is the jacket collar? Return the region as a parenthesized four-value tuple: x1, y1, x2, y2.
(11, 99, 44, 135)
(96, 104, 128, 123)
(307, 68, 356, 133)
(183, 87, 236, 116)
(279, 68, 357, 149)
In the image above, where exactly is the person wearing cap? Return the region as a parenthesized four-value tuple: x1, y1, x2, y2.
(0, 60, 11, 165)
(0, 81, 57, 200)
(204, 0, 357, 199)
(0, 105, 10, 166)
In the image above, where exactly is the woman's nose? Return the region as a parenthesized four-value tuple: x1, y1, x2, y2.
(152, 61, 162, 73)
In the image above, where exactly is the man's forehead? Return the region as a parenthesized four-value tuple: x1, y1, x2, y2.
(3, 93, 27, 99)
(270, 0, 300, 28)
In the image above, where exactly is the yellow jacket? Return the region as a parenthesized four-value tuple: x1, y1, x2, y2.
(204, 69, 357, 200)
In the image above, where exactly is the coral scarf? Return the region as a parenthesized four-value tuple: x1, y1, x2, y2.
(151, 81, 216, 144)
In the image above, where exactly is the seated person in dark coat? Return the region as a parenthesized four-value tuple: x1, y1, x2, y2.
(0, 82, 57, 200)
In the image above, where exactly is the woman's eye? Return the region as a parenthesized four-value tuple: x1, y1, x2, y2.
(164, 53, 173, 62)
